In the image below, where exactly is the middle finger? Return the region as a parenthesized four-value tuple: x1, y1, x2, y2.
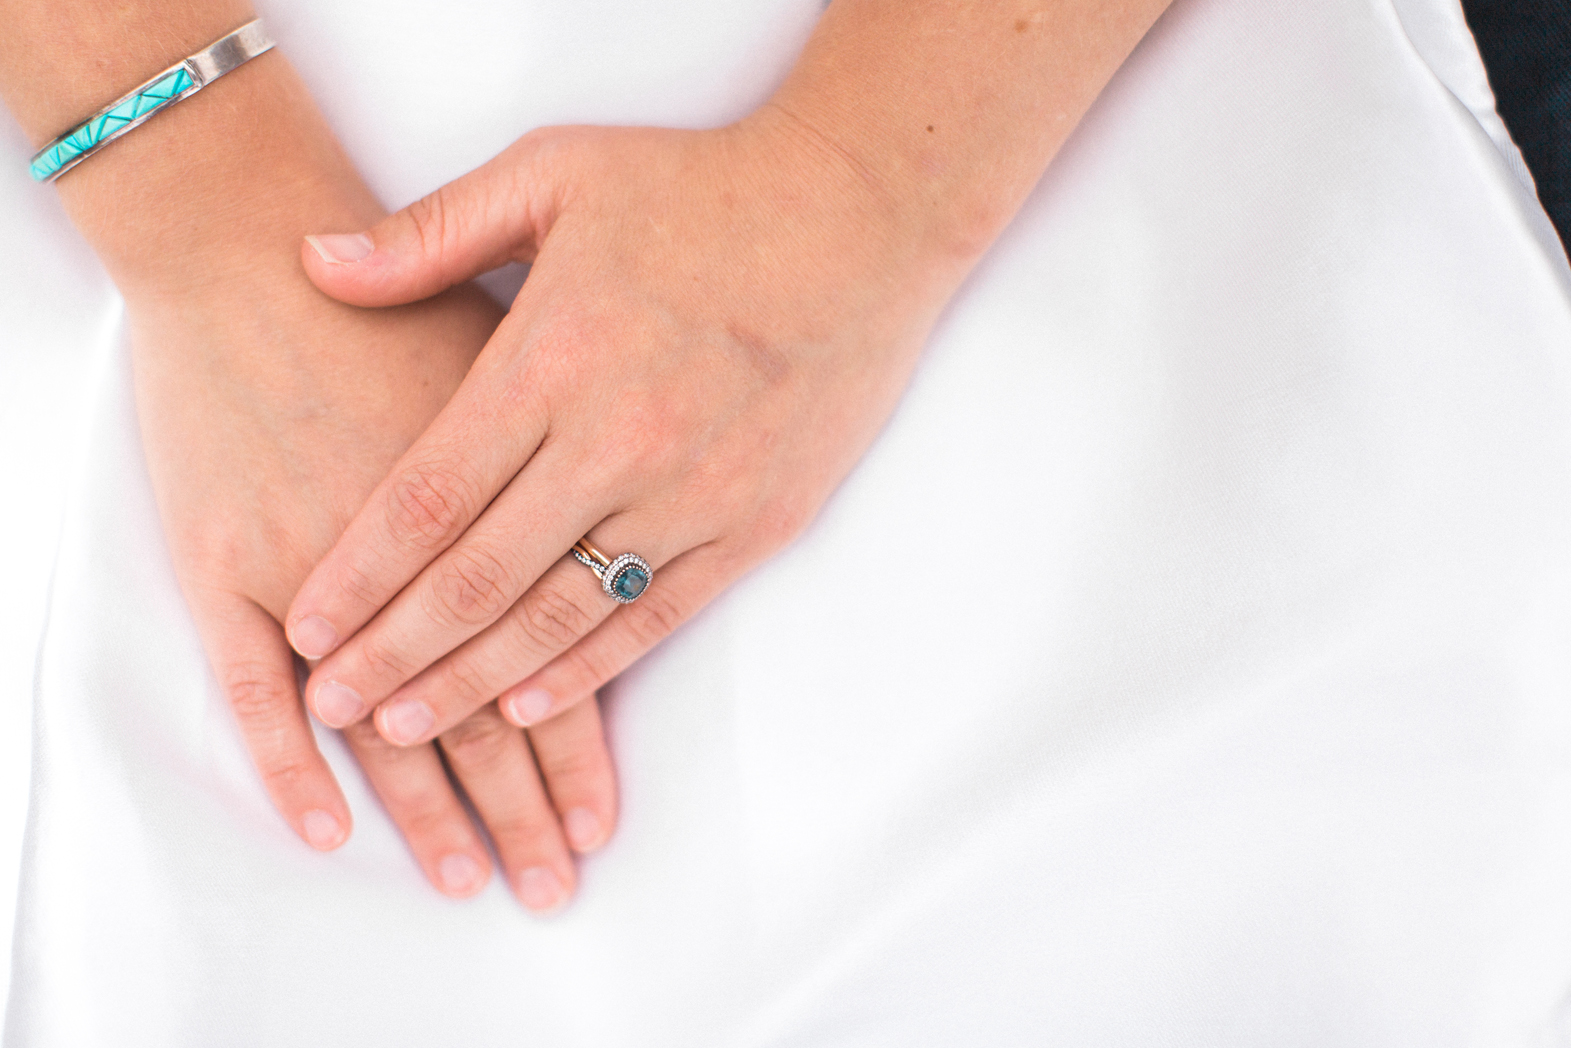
(342, 719, 493, 898)
(439, 703, 577, 913)
(371, 515, 682, 746)
(304, 442, 601, 730)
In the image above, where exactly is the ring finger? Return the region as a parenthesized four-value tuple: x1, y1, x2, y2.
(342, 720, 493, 898)
(439, 703, 577, 913)
(367, 516, 686, 747)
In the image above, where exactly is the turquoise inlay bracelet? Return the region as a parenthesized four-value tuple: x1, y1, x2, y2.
(29, 20, 274, 183)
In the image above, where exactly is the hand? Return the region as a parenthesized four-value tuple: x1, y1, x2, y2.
(280, 0, 1169, 768)
(41, 44, 618, 912)
(132, 266, 613, 910)
(281, 107, 966, 746)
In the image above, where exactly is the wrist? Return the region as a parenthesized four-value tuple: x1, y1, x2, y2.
(728, 101, 984, 313)
(1, 2, 254, 142)
(54, 51, 384, 306)
(753, 85, 1011, 279)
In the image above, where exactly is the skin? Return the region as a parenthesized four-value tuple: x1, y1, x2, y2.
(284, 0, 1174, 746)
(0, 0, 612, 911)
(3, 0, 1173, 911)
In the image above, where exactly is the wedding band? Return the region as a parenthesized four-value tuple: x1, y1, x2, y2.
(572, 539, 653, 604)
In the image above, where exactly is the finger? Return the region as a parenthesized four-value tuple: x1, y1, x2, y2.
(342, 720, 493, 899)
(192, 593, 351, 851)
(300, 445, 610, 733)
(527, 698, 617, 855)
(498, 545, 731, 727)
(300, 132, 564, 309)
(439, 704, 576, 913)
(283, 294, 567, 669)
(366, 516, 683, 747)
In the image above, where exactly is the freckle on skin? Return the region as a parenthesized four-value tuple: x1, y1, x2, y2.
(1015, 19, 1029, 32)
(926, 125, 934, 133)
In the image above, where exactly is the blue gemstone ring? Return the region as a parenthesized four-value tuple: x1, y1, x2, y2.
(571, 539, 653, 605)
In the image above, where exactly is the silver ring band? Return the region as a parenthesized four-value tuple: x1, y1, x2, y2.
(572, 539, 653, 604)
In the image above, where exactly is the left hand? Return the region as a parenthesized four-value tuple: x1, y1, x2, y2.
(282, 107, 970, 745)
(279, 0, 1174, 752)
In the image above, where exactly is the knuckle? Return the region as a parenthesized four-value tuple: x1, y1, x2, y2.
(223, 665, 294, 725)
(525, 324, 594, 405)
(335, 559, 383, 610)
(405, 189, 454, 262)
(515, 125, 566, 165)
(356, 747, 449, 810)
(621, 587, 686, 647)
(358, 634, 420, 682)
(426, 544, 517, 628)
(343, 718, 394, 754)
(478, 796, 558, 845)
(534, 738, 603, 783)
(259, 754, 317, 793)
(556, 643, 619, 696)
(402, 801, 464, 842)
(441, 656, 498, 705)
(751, 496, 814, 550)
(385, 463, 476, 552)
(440, 715, 518, 769)
(485, 813, 557, 850)
(518, 581, 596, 650)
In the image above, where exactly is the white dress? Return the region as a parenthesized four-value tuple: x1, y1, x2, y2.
(4, 0, 1571, 1043)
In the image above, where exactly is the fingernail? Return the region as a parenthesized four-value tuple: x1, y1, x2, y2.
(290, 615, 339, 659)
(381, 699, 435, 745)
(438, 853, 485, 896)
(301, 809, 344, 850)
(563, 807, 603, 852)
(515, 866, 566, 913)
(507, 687, 553, 726)
(313, 681, 365, 728)
(305, 232, 373, 264)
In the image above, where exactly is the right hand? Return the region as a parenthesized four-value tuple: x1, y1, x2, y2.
(37, 43, 613, 912)
(128, 257, 613, 912)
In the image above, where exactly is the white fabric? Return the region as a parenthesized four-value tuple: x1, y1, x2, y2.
(5, 0, 1571, 1042)
(0, 106, 114, 1032)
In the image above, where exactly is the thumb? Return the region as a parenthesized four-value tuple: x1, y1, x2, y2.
(302, 136, 561, 308)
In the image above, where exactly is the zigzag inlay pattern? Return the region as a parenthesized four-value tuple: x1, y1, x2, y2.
(30, 66, 194, 181)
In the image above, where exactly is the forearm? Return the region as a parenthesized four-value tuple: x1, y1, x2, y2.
(0, 0, 382, 303)
(769, 0, 1172, 262)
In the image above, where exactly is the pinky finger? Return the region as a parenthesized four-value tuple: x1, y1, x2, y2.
(498, 546, 730, 728)
(193, 594, 352, 851)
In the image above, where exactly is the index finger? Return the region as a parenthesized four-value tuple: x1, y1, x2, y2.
(283, 336, 545, 662)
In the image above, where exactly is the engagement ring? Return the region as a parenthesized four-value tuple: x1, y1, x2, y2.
(572, 538, 653, 604)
